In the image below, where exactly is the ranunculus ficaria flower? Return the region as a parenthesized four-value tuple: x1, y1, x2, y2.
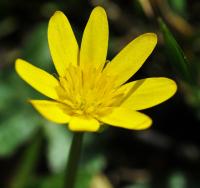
(15, 7, 177, 132)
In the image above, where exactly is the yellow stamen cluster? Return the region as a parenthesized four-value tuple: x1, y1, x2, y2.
(58, 65, 124, 116)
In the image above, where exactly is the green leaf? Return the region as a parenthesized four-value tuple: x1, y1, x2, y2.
(75, 155, 106, 188)
(158, 18, 194, 85)
(22, 23, 52, 71)
(168, 0, 187, 17)
(168, 172, 186, 188)
(43, 122, 72, 173)
(126, 183, 150, 188)
(28, 174, 64, 188)
(9, 135, 42, 188)
(0, 113, 39, 156)
(0, 82, 15, 112)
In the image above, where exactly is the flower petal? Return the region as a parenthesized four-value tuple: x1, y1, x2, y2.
(98, 107, 152, 130)
(69, 116, 100, 132)
(30, 100, 71, 123)
(15, 59, 60, 100)
(120, 77, 177, 110)
(80, 6, 108, 70)
(104, 33, 157, 86)
(48, 11, 79, 76)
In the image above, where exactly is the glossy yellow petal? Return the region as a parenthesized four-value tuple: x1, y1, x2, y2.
(120, 77, 177, 110)
(104, 33, 157, 86)
(99, 107, 152, 130)
(30, 100, 71, 123)
(80, 6, 108, 70)
(48, 11, 79, 76)
(69, 116, 100, 132)
(15, 59, 60, 100)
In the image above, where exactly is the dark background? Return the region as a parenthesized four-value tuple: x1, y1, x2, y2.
(0, 0, 200, 188)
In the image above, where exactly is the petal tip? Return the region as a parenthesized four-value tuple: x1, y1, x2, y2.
(93, 6, 106, 12)
(15, 58, 21, 63)
(92, 6, 107, 17)
(161, 77, 177, 97)
(15, 58, 22, 67)
(29, 99, 35, 104)
(144, 32, 158, 44)
(135, 116, 152, 130)
(49, 11, 66, 26)
(15, 58, 26, 74)
(168, 78, 178, 96)
(15, 59, 20, 72)
(52, 10, 65, 18)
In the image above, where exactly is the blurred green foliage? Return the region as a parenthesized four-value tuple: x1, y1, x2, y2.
(168, 0, 187, 16)
(0, 0, 200, 188)
(158, 18, 193, 84)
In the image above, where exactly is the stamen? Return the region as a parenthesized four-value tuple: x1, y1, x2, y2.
(58, 65, 125, 116)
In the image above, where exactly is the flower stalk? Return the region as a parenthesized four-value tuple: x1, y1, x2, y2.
(64, 132, 84, 188)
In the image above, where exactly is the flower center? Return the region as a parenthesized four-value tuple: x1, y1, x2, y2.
(58, 65, 124, 117)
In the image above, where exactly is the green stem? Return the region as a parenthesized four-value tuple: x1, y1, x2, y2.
(64, 132, 84, 188)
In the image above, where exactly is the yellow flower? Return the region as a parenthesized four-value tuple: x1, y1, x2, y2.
(15, 7, 177, 132)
